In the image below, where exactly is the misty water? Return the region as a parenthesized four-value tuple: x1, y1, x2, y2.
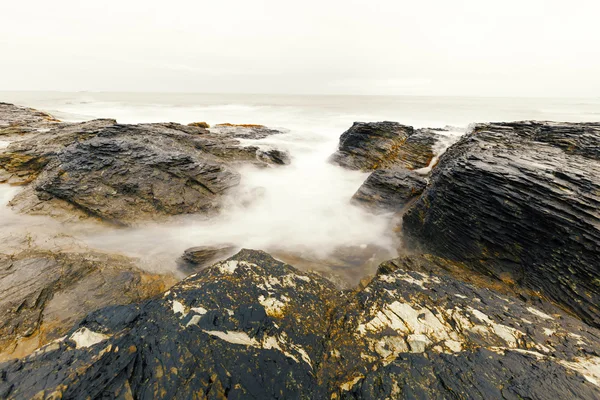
(1, 92, 600, 282)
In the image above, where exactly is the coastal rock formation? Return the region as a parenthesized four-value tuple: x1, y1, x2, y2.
(329, 122, 437, 171)
(210, 123, 285, 140)
(0, 250, 339, 399)
(0, 249, 175, 362)
(0, 103, 60, 137)
(0, 104, 291, 225)
(351, 168, 426, 213)
(2, 250, 598, 399)
(403, 121, 600, 328)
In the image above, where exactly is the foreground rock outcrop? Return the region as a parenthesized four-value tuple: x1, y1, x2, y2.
(1, 250, 598, 399)
(329, 122, 437, 171)
(403, 121, 600, 328)
(0, 105, 290, 225)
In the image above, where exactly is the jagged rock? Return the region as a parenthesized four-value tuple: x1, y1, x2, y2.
(402, 121, 600, 328)
(0, 104, 291, 225)
(1, 250, 598, 399)
(178, 245, 238, 273)
(0, 249, 175, 361)
(324, 254, 600, 398)
(351, 168, 427, 213)
(329, 122, 437, 171)
(0, 250, 339, 399)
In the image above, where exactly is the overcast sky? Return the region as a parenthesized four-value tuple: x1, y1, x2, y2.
(1, 0, 599, 96)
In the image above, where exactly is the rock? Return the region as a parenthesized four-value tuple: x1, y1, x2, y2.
(211, 123, 285, 140)
(257, 148, 292, 165)
(1, 250, 598, 399)
(178, 245, 238, 273)
(325, 254, 600, 398)
(187, 121, 210, 128)
(351, 168, 427, 213)
(329, 122, 437, 171)
(0, 249, 175, 362)
(0, 250, 339, 399)
(0, 104, 291, 225)
(402, 121, 600, 328)
(0, 103, 60, 137)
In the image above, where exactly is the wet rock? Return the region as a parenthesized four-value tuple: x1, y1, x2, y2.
(257, 148, 292, 165)
(0, 249, 175, 361)
(1, 250, 598, 399)
(324, 254, 600, 398)
(351, 168, 427, 213)
(329, 122, 437, 171)
(178, 245, 238, 273)
(0, 104, 291, 225)
(402, 121, 600, 328)
(0, 250, 339, 399)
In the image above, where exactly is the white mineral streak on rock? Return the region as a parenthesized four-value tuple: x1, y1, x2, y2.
(543, 328, 556, 336)
(172, 300, 186, 317)
(467, 307, 523, 347)
(186, 315, 202, 327)
(202, 329, 312, 367)
(69, 328, 109, 349)
(526, 306, 554, 320)
(395, 271, 441, 289)
(560, 357, 600, 387)
(191, 306, 207, 315)
(203, 330, 259, 346)
(340, 375, 364, 391)
(217, 260, 240, 274)
(258, 295, 287, 316)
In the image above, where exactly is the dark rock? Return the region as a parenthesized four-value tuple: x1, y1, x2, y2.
(324, 254, 600, 398)
(0, 250, 339, 399)
(257, 148, 292, 165)
(1, 250, 598, 399)
(0, 104, 291, 225)
(178, 245, 238, 273)
(402, 121, 600, 328)
(0, 249, 175, 361)
(329, 122, 437, 171)
(351, 168, 427, 212)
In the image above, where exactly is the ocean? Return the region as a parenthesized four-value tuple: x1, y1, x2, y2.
(1, 92, 599, 282)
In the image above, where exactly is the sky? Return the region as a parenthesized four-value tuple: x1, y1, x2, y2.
(1, 0, 599, 96)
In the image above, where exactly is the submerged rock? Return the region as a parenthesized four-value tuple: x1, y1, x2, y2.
(351, 168, 426, 213)
(402, 121, 600, 328)
(1, 250, 598, 399)
(0, 105, 291, 225)
(178, 245, 238, 273)
(0, 249, 175, 362)
(329, 122, 437, 171)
